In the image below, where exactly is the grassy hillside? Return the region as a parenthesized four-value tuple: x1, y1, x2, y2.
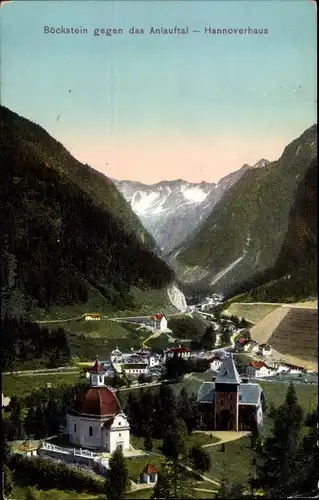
(174, 125, 317, 297)
(0, 106, 174, 319)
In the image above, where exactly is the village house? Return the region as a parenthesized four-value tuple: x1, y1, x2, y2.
(236, 338, 250, 350)
(84, 313, 101, 321)
(122, 362, 148, 377)
(258, 344, 273, 356)
(2, 393, 11, 409)
(65, 358, 130, 452)
(139, 463, 158, 484)
(245, 361, 275, 378)
(243, 340, 259, 353)
(208, 356, 223, 372)
(197, 355, 264, 431)
(164, 345, 191, 361)
(151, 313, 168, 331)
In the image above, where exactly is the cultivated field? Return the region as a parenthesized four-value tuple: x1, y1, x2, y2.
(268, 306, 318, 364)
(226, 302, 281, 324)
(2, 372, 83, 396)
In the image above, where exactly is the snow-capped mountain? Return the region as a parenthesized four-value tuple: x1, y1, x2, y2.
(114, 162, 265, 254)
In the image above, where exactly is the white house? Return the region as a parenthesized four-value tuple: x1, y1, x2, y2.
(2, 393, 11, 408)
(208, 356, 223, 372)
(84, 313, 101, 321)
(139, 463, 158, 484)
(243, 341, 259, 353)
(147, 354, 161, 368)
(165, 345, 191, 361)
(258, 344, 273, 356)
(246, 361, 275, 378)
(151, 314, 168, 331)
(122, 363, 148, 376)
(66, 358, 130, 453)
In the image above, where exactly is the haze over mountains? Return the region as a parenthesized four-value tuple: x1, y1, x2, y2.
(114, 160, 270, 254)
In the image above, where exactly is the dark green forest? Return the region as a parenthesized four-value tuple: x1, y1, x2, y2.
(2, 316, 71, 371)
(0, 105, 174, 317)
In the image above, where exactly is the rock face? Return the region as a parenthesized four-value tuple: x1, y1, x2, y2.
(113, 164, 252, 255)
(169, 124, 317, 297)
(167, 284, 189, 312)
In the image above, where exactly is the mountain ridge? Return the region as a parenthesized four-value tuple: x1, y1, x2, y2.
(0, 105, 175, 319)
(171, 123, 317, 299)
(113, 161, 265, 254)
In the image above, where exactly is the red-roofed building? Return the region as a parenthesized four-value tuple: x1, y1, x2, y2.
(140, 463, 158, 484)
(165, 345, 190, 360)
(245, 361, 275, 378)
(66, 357, 130, 453)
(151, 313, 168, 331)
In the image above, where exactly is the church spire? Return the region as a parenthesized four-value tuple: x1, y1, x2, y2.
(215, 354, 242, 385)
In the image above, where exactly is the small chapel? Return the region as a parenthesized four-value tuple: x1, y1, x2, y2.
(65, 358, 130, 452)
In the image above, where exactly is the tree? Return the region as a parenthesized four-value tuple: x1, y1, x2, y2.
(151, 460, 174, 499)
(105, 448, 129, 500)
(162, 418, 189, 498)
(189, 444, 211, 473)
(162, 417, 188, 462)
(138, 373, 147, 384)
(253, 383, 304, 497)
(221, 327, 231, 346)
(296, 422, 319, 494)
(144, 432, 153, 452)
(200, 325, 216, 350)
(24, 486, 40, 500)
(3, 464, 14, 497)
(165, 354, 188, 380)
(215, 479, 245, 498)
(250, 420, 260, 450)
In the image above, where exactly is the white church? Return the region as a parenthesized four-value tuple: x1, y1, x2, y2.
(65, 358, 130, 453)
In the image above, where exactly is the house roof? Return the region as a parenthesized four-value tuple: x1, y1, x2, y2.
(197, 382, 216, 403)
(88, 358, 106, 374)
(70, 387, 121, 417)
(151, 313, 165, 320)
(197, 381, 262, 406)
(248, 361, 266, 369)
(85, 313, 100, 317)
(168, 346, 190, 353)
(215, 355, 242, 385)
(142, 463, 158, 474)
(123, 363, 148, 369)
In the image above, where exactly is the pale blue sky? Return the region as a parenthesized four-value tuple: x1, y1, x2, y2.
(0, 0, 317, 182)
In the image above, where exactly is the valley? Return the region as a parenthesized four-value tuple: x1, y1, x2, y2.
(2, 2, 318, 499)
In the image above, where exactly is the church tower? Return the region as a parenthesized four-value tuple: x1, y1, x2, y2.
(214, 354, 242, 431)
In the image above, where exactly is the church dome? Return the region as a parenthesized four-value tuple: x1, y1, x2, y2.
(71, 387, 121, 417)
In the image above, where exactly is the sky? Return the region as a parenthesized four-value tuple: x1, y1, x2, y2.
(0, 0, 317, 184)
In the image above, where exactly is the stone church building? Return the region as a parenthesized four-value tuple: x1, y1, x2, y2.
(197, 355, 264, 431)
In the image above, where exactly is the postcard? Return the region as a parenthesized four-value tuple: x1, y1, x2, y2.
(1, 1, 317, 498)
